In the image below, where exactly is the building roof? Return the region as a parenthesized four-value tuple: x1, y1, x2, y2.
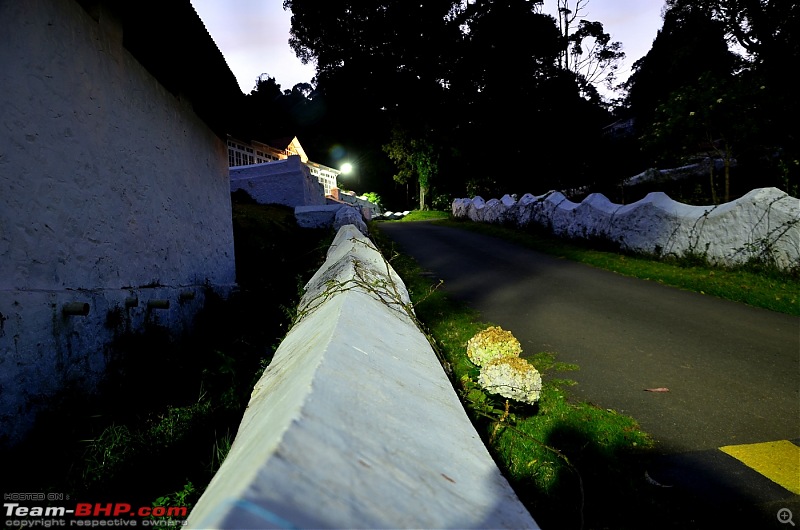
(82, 0, 244, 137)
(267, 136, 309, 163)
(266, 137, 296, 151)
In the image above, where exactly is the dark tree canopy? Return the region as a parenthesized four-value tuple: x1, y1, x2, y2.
(625, 1, 741, 130)
(621, 0, 798, 200)
(279, 0, 622, 208)
(264, 0, 795, 209)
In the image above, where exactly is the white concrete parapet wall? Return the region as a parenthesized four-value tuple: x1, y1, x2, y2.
(453, 188, 800, 271)
(187, 224, 539, 530)
(294, 204, 369, 235)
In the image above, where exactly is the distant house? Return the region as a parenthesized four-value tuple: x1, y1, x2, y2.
(0, 0, 242, 447)
(228, 136, 341, 199)
(602, 118, 635, 138)
(227, 137, 289, 167)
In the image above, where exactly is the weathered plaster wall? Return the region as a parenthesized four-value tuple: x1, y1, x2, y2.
(0, 0, 237, 446)
(453, 188, 800, 271)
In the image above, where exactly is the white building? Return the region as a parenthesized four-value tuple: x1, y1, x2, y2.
(230, 156, 327, 208)
(228, 136, 341, 199)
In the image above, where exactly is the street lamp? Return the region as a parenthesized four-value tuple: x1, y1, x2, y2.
(339, 162, 358, 192)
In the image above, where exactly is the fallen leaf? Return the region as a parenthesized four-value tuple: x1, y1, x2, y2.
(644, 387, 670, 392)
(644, 470, 673, 488)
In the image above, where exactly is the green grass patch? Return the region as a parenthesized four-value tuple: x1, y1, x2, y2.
(387, 209, 451, 222)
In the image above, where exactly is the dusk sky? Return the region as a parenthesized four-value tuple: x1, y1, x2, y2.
(190, 0, 666, 96)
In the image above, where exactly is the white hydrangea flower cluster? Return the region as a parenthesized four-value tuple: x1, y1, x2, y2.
(477, 356, 542, 406)
(465, 326, 522, 366)
(466, 327, 542, 405)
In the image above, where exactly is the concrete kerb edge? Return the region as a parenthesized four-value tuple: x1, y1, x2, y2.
(186, 224, 539, 529)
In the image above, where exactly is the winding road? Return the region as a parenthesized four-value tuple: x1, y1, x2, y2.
(378, 219, 800, 528)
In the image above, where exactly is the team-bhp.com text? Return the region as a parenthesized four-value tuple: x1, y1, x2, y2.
(4, 503, 188, 527)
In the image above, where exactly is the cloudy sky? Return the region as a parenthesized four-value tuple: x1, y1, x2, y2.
(191, 0, 666, 95)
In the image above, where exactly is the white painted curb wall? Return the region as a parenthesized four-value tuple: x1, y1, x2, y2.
(452, 187, 800, 271)
(187, 224, 539, 529)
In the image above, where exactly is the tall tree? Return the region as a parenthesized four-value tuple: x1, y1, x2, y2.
(626, 0, 797, 197)
(643, 71, 766, 202)
(553, 0, 625, 101)
(625, 1, 741, 144)
(284, 0, 460, 117)
(283, 0, 615, 205)
(238, 74, 327, 147)
(283, 0, 463, 205)
(714, 0, 799, 192)
(447, 0, 601, 196)
(382, 126, 440, 210)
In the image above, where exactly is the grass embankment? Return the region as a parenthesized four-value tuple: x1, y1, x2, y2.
(371, 211, 799, 528)
(0, 199, 332, 524)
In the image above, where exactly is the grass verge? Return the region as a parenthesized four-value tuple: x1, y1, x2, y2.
(370, 223, 666, 528)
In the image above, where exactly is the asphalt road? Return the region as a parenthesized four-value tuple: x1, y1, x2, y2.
(377, 220, 800, 527)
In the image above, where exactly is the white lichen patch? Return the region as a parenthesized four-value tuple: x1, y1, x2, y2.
(466, 326, 522, 367)
(478, 356, 542, 405)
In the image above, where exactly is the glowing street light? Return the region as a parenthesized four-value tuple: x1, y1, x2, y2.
(340, 162, 353, 174)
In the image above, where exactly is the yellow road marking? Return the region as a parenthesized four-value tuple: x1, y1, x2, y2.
(720, 440, 800, 495)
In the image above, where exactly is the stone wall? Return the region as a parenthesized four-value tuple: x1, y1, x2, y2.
(186, 225, 539, 530)
(230, 155, 327, 208)
(453, 188, 800, 271)
(0, 0, 237, 446)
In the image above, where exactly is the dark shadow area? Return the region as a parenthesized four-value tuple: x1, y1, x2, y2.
(0, 201, 332, 511)
(480, 419, 797, 530)
(640, 445, 800, 529)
